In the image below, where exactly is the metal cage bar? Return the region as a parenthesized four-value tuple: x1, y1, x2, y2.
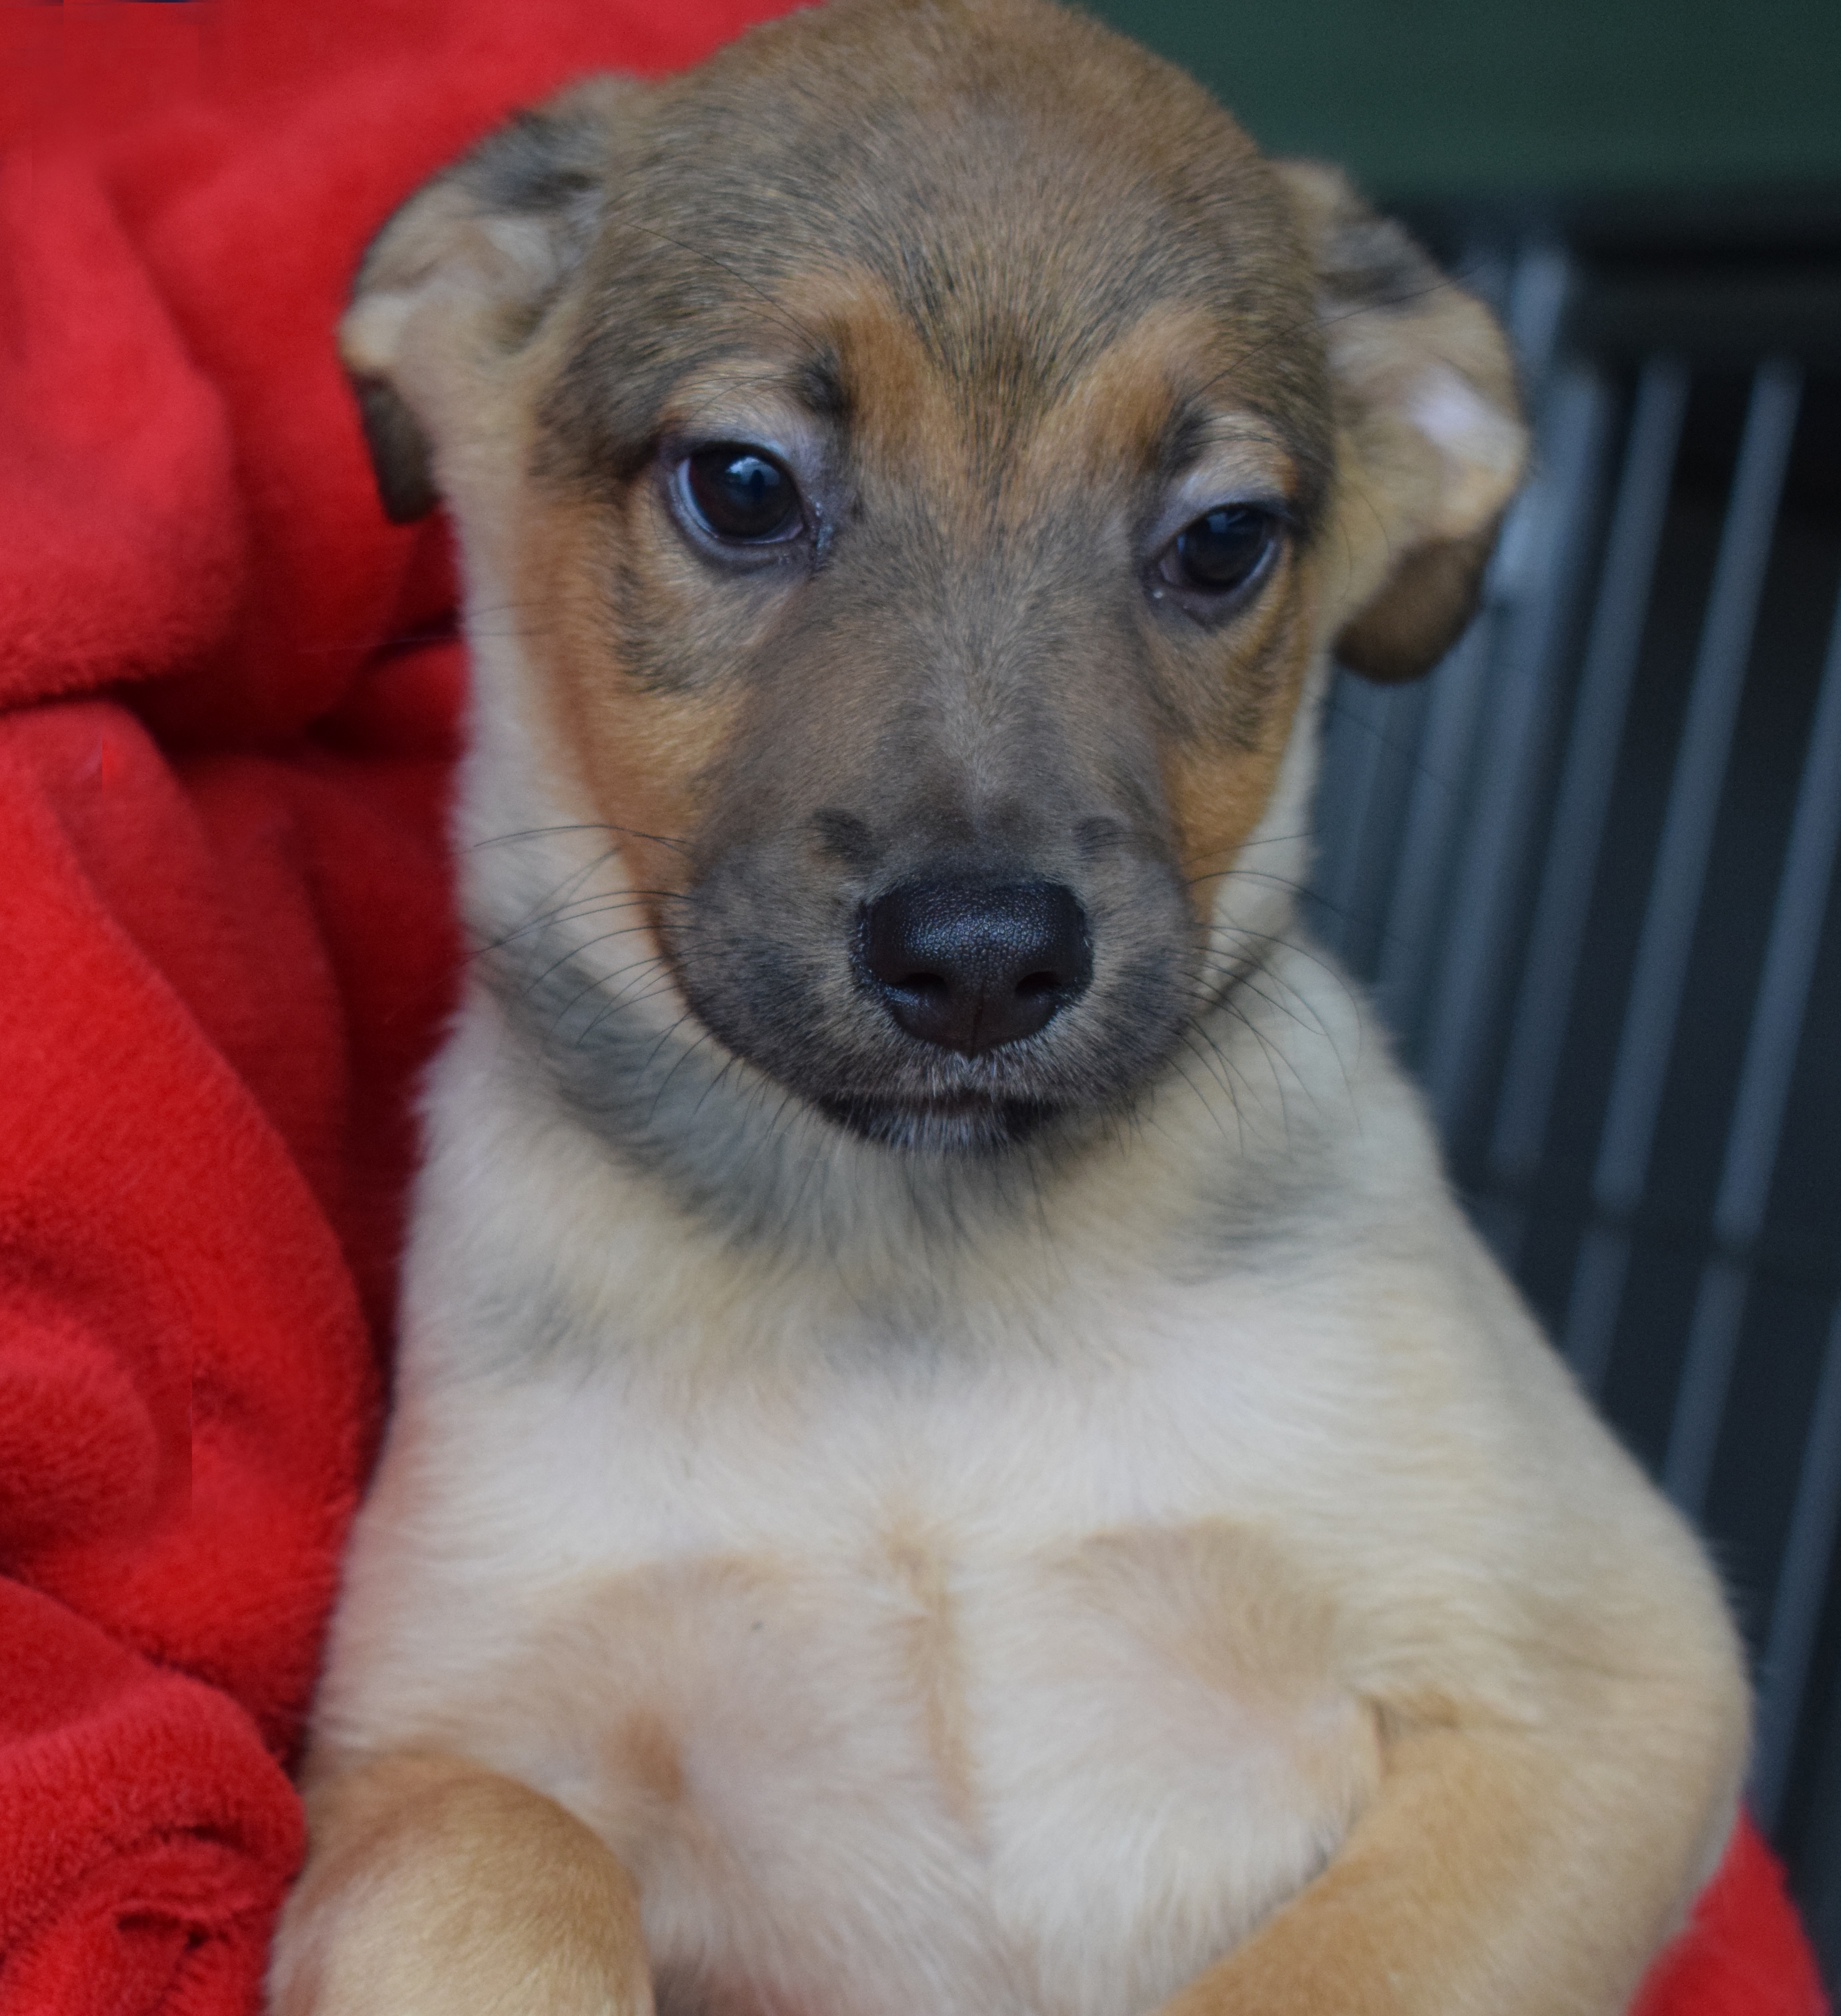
(1665, 571, 1841, 1514)
(1486, 356, 1691, 1192)
(1562, 357, 1803, 1384)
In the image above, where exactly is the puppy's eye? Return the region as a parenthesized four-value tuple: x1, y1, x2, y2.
(679, 445, 804, 545)
(1157, 505, 1278, 599)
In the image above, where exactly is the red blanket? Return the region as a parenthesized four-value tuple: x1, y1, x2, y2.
(0, 1, 1825, 2009)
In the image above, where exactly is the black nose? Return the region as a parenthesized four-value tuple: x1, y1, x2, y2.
(862, 880, 1092, 1055)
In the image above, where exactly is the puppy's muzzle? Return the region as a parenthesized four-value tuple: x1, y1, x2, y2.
(860, 879, 1093, 1056)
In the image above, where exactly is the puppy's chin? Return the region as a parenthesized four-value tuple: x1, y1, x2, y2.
(814, 1091, 1063, 1157)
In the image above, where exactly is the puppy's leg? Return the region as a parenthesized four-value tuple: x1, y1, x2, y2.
(1156, 1717, 1740, 2016)
(269, 1753, 654, 2016)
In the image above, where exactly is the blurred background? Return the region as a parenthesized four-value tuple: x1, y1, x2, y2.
(1087, 0, 1841, 1988)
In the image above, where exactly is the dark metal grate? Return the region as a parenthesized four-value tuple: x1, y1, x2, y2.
(1306, 241, 1841, 1989)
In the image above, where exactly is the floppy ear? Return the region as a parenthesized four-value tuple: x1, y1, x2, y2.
(1274, 161, 1529, 683)
(340, 78, 636, 524)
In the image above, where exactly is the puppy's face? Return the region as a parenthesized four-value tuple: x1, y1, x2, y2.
(345, 0, 1525, 1154)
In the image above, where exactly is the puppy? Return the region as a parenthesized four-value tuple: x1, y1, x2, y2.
(270, 2, 1750, 2010)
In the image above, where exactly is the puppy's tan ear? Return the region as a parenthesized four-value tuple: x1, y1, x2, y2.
(340, 77, 636, 524)
(1275, 161, 1529, 682)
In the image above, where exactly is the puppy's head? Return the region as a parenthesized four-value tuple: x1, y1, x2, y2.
(344, 0, 1524, 1157)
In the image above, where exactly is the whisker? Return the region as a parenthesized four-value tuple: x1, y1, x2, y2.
(478, 894, 685, 957)
(647, 1019, 725, 1125)
(469, 821, 693, 857)
(546, 934, 690, 1031)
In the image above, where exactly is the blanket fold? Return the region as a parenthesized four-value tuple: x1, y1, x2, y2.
(0, 0, 1824, 2009)
(0, 1585, 298, 2016)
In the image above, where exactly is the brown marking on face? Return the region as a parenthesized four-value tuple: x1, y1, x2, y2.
(510, 476, 748, 913)
(1011, 303, 1288, 489)
(777, 268, 971, 492)
(1160, 616, 1315, 926)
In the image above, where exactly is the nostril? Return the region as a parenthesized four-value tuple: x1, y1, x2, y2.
(861, 879, 1092, 1055)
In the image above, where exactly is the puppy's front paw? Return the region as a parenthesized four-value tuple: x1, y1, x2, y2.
(269, 1754, 655, 2016)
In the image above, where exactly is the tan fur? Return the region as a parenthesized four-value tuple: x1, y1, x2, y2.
(518, 482, 742, 903)
(274, 3, 1748, 2012)
(270, 1755, 654, 2015)
(886, 1521, 981, 1829)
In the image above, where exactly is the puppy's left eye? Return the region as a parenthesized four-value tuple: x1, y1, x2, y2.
(1156, 505, 1279, 601)
(678, 445, 805, 545)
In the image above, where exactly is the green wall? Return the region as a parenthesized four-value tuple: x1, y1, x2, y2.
(1080, 0, 1841, 200)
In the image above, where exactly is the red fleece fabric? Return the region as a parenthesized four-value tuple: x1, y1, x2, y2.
(0, 1, 1825, 2009)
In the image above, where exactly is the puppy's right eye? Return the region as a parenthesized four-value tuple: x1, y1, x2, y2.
(678, 445, 805, 545)
(1156, 505, 1278, 600)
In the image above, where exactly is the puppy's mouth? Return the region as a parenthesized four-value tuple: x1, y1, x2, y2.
(815, 1088, 1063, 1155)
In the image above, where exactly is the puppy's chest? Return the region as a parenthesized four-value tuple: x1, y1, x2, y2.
(428, 1390, 1380, 2016)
